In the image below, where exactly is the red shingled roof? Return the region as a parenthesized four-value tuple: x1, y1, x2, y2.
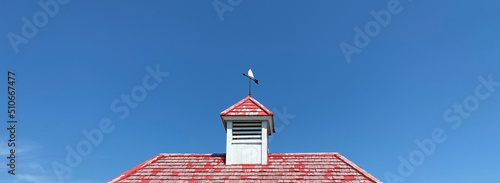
(108, 153, 382, 183)
(220, 96, 273, 116)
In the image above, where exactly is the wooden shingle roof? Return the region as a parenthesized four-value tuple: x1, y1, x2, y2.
(109, 153, 382, 183)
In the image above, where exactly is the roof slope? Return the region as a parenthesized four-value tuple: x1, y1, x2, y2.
(109, 153, 382, 183)
(220, 96, 273, 116)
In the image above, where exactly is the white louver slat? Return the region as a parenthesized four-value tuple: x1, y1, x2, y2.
(232, 122, 262, 141)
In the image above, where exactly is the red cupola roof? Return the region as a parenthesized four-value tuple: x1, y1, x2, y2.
(220, 96, 273, 116)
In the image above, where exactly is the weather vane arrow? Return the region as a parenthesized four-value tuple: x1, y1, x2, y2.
(242, 69, 258, 96)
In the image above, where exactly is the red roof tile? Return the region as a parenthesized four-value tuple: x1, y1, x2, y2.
(220, 96, 273, 116)
(109, 153, 382, 183)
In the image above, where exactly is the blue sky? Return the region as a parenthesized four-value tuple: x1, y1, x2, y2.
(1, 0, 500, 182)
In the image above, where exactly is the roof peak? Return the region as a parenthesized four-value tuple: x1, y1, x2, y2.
(220, 96, 273, 116)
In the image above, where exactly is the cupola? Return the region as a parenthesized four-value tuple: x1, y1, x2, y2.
(220, 96, 274, 165)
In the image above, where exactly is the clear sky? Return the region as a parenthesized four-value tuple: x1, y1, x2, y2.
(1, 1, 500, 182)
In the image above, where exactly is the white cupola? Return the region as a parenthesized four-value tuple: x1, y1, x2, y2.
(220, 96, 275, 165)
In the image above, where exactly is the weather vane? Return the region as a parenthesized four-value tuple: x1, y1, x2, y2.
(242, 69, 258, 96)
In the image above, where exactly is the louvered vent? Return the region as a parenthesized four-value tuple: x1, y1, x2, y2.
(232, 122, 262, 143)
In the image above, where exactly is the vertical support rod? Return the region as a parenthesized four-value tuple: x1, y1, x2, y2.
(249, 78, 252, 96)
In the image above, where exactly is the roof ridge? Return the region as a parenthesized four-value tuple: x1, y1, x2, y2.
(108, 154, 163, 183)
(160, 153, 224, 155)
(270, 152, 340, 155)
(220, 96, 249, 115)
(335, 153, 383, 183)
(154, 152, 342, 155)
(247, 96, 273, 115)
